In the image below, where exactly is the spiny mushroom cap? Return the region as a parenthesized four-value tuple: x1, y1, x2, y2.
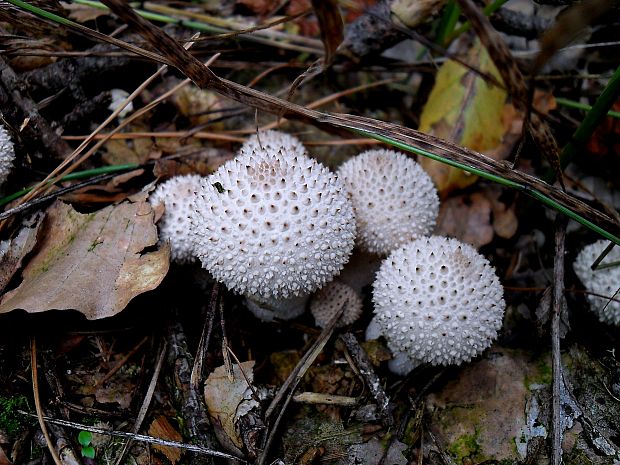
(0, 124, 15, 186)
(149, 174, 203, 264)
(240, 130, 307, 158)
(189, 145, 356, 299)
(337, 149, 439, 256)
(310, 280, 363, 328)
(372, 236, 505, 366)
(573, 240, 620, 325)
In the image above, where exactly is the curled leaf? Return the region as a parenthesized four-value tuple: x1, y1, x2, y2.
(0, 196, 170, 319)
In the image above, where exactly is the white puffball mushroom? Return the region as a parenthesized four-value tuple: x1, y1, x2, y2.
(0, 124, 16, 186)
(372, 236, 505, 368)
(189, 132, 356, 299)
(337, 149, 439, 256)
(240, 129, 307, 158)
(310, 280, 363, 328)
(573, 240, 620, 325)
(149, 174, 203, 264)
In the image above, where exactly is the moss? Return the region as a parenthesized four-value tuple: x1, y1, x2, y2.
(524, 354, 552, 388)
(447, 429, 483, 463)
(0, 395, 31, 437)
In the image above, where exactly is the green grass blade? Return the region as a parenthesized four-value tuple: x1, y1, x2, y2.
(561, 65, 620, 168)
(555, 97, 620, 119)
(0, 164, 139, 207)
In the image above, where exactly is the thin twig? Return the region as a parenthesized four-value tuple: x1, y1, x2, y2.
(191, 283, 219, 388)
(551, 217, 567, 465)
(0, 170, 138, 221)
(30, 337, 63, 465)
(219, 295, 234, 382)
(340, 332, 394, 427)
(113, 341, 167, 465)
(17, 412, 246, 462)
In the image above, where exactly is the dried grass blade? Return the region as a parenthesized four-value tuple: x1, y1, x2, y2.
(456, 0, 565, 188)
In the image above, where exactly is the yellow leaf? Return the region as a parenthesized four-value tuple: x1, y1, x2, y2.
(419, 38, 507, 195)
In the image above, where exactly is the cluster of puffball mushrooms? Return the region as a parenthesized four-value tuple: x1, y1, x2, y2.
(147, 130, 617, 375)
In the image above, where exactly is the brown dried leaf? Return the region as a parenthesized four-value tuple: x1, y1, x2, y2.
(102, 138, 157, 166)
(236, 0, 280, 15)
(0, 196, 170, 320)
(311, 0, 343, 65)
(436, 192, 494, 248)
(204, 362, 258, 452)
(93, 374, 135, 409)
(148, 416, 183, 464)
(487, 188, 518, 239)
(391, 0, 447, 28)
(0, 215, 42, 292)
(0, 446, 12, 465)
(62, 2, 109, 22)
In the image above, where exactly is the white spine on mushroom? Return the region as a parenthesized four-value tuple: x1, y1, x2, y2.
(0, 124, 15, 187)
(573, 239, 620, 325)
(310, 280, 363, 328)
(240, 130, 308, 157)
(149, 174, 203, 264)
(189, 132, 356, 299)
(372, 236, 505, 368)
(337, 149, 439, 256)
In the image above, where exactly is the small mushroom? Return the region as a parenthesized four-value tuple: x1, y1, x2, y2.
(189, 131, 356, 315)
(0, 124, 15, 187)
(149, 174, 204, 264)
(372, 236, 505, 371)
(337, 149, 439, 256)
(573, 239, 620, 325)
(310, 280, 363, 328)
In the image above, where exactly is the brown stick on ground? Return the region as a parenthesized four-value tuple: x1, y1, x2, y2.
(0, 58, 70, 160)
(166, 319, 217, 465)
(551, 217, 567, 465)
(340, 332, 394, 427)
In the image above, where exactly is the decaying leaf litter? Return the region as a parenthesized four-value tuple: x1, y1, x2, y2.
(0, 0, 619, 464)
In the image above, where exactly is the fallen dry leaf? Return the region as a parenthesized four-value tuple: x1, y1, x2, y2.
(170, 85, 227, 127)
(149, 416, 183, 464)
(61, 1, 109, 22)
(391, 0, 447, 28)
(419, 38, 508, 196)
(486, 187, 518, 239)
(236, 0, 280, 15)
(204, 361, 260, 452)
(436, 192, 494, 248)
(311, 0, 343, 64)
(0, 195, 170, 319)
(101, 137, 157, 166)
(0, 215, 42, 292)
(0, 445, 12, 465)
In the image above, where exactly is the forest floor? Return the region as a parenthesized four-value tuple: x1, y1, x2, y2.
(0, 0, 619, 464)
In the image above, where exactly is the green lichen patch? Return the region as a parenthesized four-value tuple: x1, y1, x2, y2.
(447, 429, 483, 462)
